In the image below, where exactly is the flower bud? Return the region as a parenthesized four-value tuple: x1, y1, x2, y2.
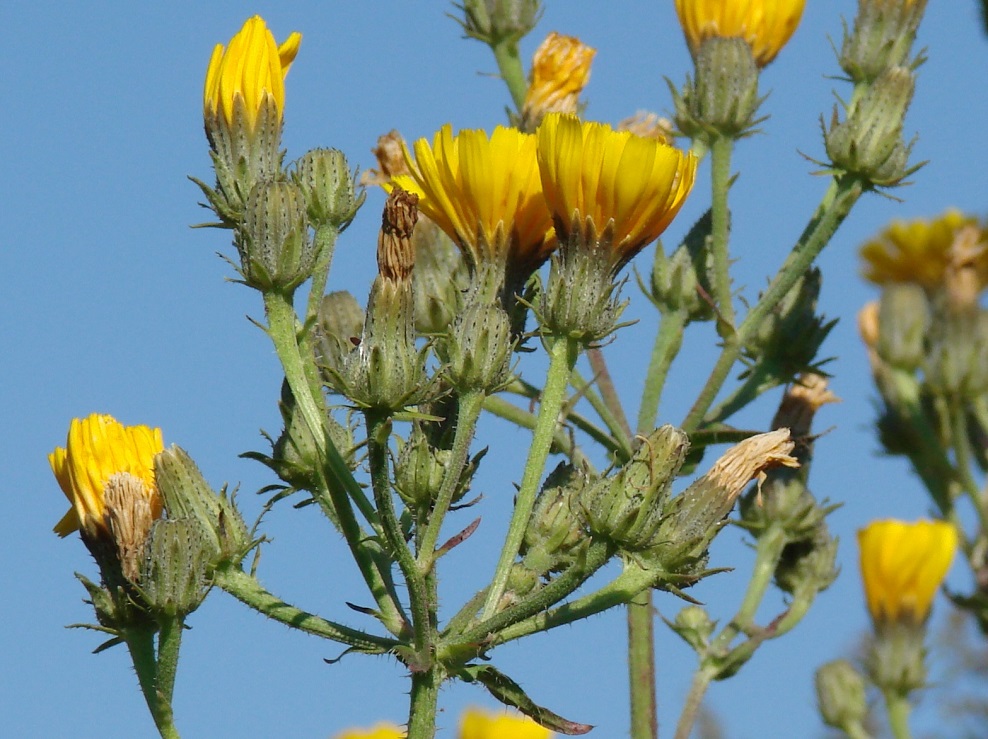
(443, 300, 514, 393)
(394, 423, 481, 511)
(539, 218, 628, 344)
(669, 605, 715, 653)
(338, 190, 431, 411)
(651, 430, 798, 574)
(411, 221, 470, 336)
(875, 283, 930, 371)
(457, 0, 541, 44)
(745, 268, 834, 382)
(673, 37, 761, 142)
(154, 446, 251, 567)
(867, 620, 928, 696)
(773, 521, 839, 596)
(140, 518, 212, 617)
(578, 426, 689, 551)
(825, 66, 916, 187)
(314, 291, 365, 390)
(293, 148, 364, 231)
(840, 0, 927, 83)
(815, 660, 867, 732)
(925, 311, 988, 399)
(521, 463, 589, 574)
(650, 230, 714, 322)
(237, 179, 315, 292)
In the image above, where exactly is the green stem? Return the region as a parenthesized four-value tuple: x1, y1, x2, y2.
(883, 689, 913, 739)
(628, 590, 657, 739)
(949, 396, 988, 535)
(571, 367, 633, 460)
(365, 411, 433, 653)
(674, 526, 788, 739)
(305, 224, 339, 324)
(674, 667, 715, 739)
(482, 394, 596, 468)
(710, 135, 736, 332)
(212, 564, 398, 652)
(155, 616, 183, 706)
(407, 665, 444, 739)
(418, 390, 486, 565)
(481, 337, 579, 619)
(264, 290, 404, 628)
(681, 175, 864, 434)
(587, 347, 633, 438)
(122, 625, 179, 739)
(636, 308, 688, 434)
(703, 362, 777, 427)
(490, 38, 527, 114)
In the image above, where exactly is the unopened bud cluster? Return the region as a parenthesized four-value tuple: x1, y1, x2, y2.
(824, 0, 928, 187)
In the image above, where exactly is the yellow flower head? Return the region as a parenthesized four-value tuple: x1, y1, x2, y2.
(536, 113, 697, 269)
(860, 209, 987, 291)
(49, 414, 164, 538)
(390, 124, 555, 275)
(334, 723, 405, 739)
(858, 519, 957, 625)
(204, 15, 302, 132)
(673, 0, 806, 67)
(459, 707, 553, 739)
(521, 32, 597, 125)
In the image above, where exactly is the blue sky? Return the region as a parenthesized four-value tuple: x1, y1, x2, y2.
(5, 2, 988, 737)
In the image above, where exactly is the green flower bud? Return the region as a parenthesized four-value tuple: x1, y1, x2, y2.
(293, 148, 364, 231)
(840, 0, 927, 83)
(773, 522, 839, 596)
(393, 423, 482, 511)
(412, 221, 470, 336)
(876, 283, 930, 371)
(444, 301, 514, 393)
(651, 430, 798, 574)
(815, 660, 867, 732)
(237, 179, 315, 292)
(925, 310, 988, 398)
(825, 66, 916, 187)
(140, 519, 212, 617)
(669, 605, 715, 653)
(745, 268, 834, 382)
(314, 291, 365, 392)
(867, 620, 928, 696)
(522, 463, 589, 574)
(539, 219, 627, 344)
(154, 446, 251, 567)
(649, 211, 714, 321)
(457, 0, 541, 44)
(579, 426, 689, 551)
(673, 37, 762, 143)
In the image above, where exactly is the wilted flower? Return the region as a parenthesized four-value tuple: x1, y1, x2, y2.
(673, 0, 806, 67)
(536, 113, 696, 270)
(860, 209, 986, 290)
(49, 413, 164, 540)
(390, 125, 555, 280)
(203, 15, 301, 134)
(520, 32, 596, 128)
(858, 519, 957, 625)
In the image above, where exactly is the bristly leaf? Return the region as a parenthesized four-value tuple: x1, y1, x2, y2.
(457, 663, 593, 735)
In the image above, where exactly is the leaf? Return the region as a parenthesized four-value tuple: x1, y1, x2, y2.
(457, 663, 593, 735)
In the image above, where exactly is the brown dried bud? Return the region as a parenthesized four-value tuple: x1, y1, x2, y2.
(617, 111, 674, 144)
(103, 472, 156, 583)
(378, 187, 418, 283)
(771, 374, 840, 440)
(944, 224, 987, 315)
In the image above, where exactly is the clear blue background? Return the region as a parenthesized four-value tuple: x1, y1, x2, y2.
(4, 2, 988, 736)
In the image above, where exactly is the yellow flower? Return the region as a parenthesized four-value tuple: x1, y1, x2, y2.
(858, 519, 957, 625)
(673, 0, 806, 67)
(859, 209, 987, 290)
(521, 32, 596, 127)
(49, 414, 164, 538)
(390, 125, 555, 275)
(334, 723, 405, 739)
(203, 15, 302, 132)
(459, 707, 553, 739)
(536, 113, 697, 269)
